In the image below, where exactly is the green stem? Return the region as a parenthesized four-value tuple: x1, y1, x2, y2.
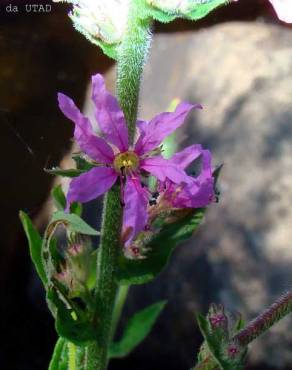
(110, 285, 130, 342)
(85, 188, 122, 370)
(85, 2, 152, 369)
(116, 1, 152, 143)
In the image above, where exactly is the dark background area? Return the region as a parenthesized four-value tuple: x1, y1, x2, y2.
(0, 1, 291, 369)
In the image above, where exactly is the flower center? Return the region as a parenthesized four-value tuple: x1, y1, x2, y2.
(113, 151, 139, 174)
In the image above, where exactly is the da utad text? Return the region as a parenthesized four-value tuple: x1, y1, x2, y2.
(4, 3, 52, 13)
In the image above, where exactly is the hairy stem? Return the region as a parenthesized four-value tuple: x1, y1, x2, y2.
(116, 1, 152, 144)
(85, 188, 122, 370)
(233, 290, 292, 346)
(85, 3, 152, 369)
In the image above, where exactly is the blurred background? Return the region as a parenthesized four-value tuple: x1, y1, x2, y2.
(1, 0, 292, 369)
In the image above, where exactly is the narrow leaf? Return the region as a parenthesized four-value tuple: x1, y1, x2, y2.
(72, 155, 95, 171)
(19, 211, 48, 285)
(70, 202, 83, 217)
(45, 167, 85, 178)
(45, 156, 95, 178)
(109, 301, 166, 358)
(51, 185, 66, 211)
(48, 337, 67, 370)
(51, 211, 99, 236)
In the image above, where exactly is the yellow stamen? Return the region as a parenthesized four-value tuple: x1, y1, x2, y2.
(113, 151, 139, 174)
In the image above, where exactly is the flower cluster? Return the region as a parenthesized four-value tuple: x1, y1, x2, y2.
(58, 74, 215, 247)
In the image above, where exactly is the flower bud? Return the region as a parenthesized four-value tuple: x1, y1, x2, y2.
(53, 0, 129, 45)
(224, 339, 245, 361)
(66, 242, 92, 285)
(208, 303, 228, 331)
(54, 241, 94, 298)
(54, 265, 74, 290)
(124, 231, 153, 259)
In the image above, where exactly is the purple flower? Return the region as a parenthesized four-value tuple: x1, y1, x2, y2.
(58, 73, 202, 244)
(125, 145, 215, 258)
(156, 144, 215, 210)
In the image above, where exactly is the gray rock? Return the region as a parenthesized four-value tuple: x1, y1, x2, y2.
(114, 22, 292, 369)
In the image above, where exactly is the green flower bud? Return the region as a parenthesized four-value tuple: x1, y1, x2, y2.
(53, 0, 129, 45)
(54, 242, 94, 298)
(66, 242, 92, 285)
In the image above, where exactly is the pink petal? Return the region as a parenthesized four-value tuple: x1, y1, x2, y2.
(123, 178, 149, 246)
(169, 144, 203, 169)
(174, 178, 214, 208)
(134, 120, 148, 154)
(135, 102, 202, 155)
(141, 156, 193, 184)
(171, 149, 215, 208)
(66, 167, 117, 209)
(269, 0, 292, 22)
(58, 93, 114, 164)
(91, 74, 129, 151)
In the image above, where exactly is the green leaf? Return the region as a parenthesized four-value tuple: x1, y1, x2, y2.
(19, 211, 48, 285)
(47, 287, 96, 345)
(72, 155, 95, 171)
(116, 209, 205, 285)
(51, 184, 82, 215)
(52, 185, 66, 211)
(70, 202, 83, 217)
(45, 156, 95, 178)
(51, 211, 99, 236)
(48, 338, 86, 370)
(48, 337, 68, 370)
(45, 167, 85, 178)
(109, 301, 166, 358)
